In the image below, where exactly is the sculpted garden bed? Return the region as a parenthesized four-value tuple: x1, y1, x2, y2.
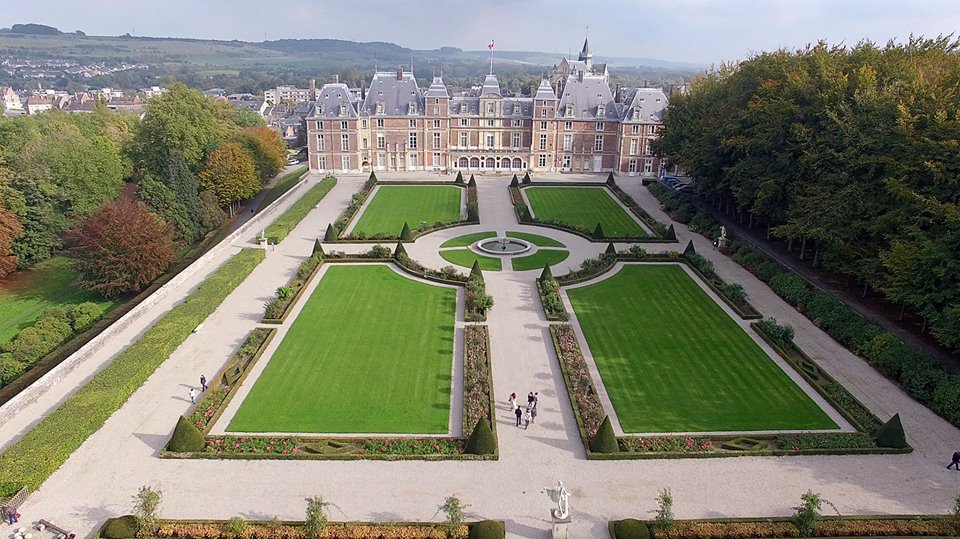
(609, 515, 956, 539)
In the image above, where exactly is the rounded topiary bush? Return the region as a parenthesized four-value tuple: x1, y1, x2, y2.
(613, 519, 649, 539)
(589, 416, 618, 453)
(465, 419, 496, 455)
(469, 520, 505, 539)
(102, 515, 139, 539)
(168, 415, 205, 452)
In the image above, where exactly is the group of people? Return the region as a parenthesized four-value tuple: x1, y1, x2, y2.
(509, 391, 538, 429)
(189, 374, 208, 404)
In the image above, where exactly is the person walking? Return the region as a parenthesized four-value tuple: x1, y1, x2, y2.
(189, 388, 197, 404)
(530, 405, 538, 424)
(523, 408, 532, 429)
(949, 451, 960, 470)
(527, 392, 535, 407)
(200, 374, 208, 392)
(508, 392, 518, 411)
(532, 392, 539, 409)
(514, 406, 523, 427)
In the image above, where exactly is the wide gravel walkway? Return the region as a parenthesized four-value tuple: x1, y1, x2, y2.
(5, 173, 960, 539)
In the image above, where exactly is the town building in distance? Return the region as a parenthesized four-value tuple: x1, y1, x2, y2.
(306, 39, 668, 175)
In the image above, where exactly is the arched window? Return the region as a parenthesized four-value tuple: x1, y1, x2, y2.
(502, 159, 512, 169)
(458, 157, 469, 168)
(470, 157, 480, 168)
(513, 158, 523, 169)
(485, 158, 495, 169)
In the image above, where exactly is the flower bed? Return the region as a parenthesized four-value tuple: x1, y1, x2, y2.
(463, 325, 493, 434)
(551, 325, 604, 438)
(610, 515, 956, 539)
(536, 275, 568, 321)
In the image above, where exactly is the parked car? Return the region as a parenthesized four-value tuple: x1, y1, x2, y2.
(287, 159, 300, 165)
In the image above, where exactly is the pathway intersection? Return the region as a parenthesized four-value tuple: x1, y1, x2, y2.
(2, 174, 959, 538)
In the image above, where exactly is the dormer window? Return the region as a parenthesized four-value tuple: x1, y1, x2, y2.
(514, 104, 522, 116)
(632, 107, 641, 120)
(408, 100, 416, 115)
(486, 102, 495, 115)
(376, 101, 384, 115)
(317, 104, 325, 115)
(597, 104, 605, 117)
(461, 103, 469, 114)
(339, 103, 347, 116)
(565, 103, 573, 117)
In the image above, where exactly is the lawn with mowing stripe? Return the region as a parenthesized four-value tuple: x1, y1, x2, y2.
(227, 265, 456, 433)
(511, 250, 570, 272)
(353, 185, 462, 237)
(441, 231, 496, 248)
(506, 231, 566, 247)
(525, 187, 647, 238)
(0, 257, 116, 343)
(566, 264, 837, 432)
(439, 249, 502, 271)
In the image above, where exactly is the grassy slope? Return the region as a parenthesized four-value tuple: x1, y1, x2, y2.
(0, 257, 116, 342)
(525, 187, 647, 237)
(566, 265, 837, 432)
(506, 231, 566, 247)
(352, 185, 461, 236)
(439, 249, 502, 271)
(256, 165, 309, 212)
(228, 265, 456, 433)
(440, 231, 497, 248)
(511, 250, 569, 272)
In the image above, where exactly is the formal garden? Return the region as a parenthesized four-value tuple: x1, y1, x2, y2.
(438, 231, 570, 272)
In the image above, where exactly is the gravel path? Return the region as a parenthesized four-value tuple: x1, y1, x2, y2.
(6, 174, 960, 539)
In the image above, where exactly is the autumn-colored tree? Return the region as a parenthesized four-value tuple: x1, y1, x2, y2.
(0, 207, 23, 278)
(232, 127, 286, 181)
(198, 142, 260, 214)
(66, 199, 175, 298)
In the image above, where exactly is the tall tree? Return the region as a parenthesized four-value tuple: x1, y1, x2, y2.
(0, 206, 22, 278)
(66, 199, 175, 298)
(138, 155, 204, 241)
(232, 127, 286, 182)
(198, 142, 259, 213)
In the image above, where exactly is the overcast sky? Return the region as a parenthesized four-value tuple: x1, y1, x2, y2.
(7, 0, 960, 64)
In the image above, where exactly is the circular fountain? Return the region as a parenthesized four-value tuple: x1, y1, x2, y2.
(475, 237, 533, 256)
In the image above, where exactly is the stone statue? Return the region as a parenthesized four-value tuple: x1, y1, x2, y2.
(543, 480, 571, 520)
(719, 226, 727, 243)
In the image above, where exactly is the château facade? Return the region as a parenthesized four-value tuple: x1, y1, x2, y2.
(306, 39, 668, 176)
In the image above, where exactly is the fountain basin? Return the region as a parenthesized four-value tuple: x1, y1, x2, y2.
(475, 237, 532, 256)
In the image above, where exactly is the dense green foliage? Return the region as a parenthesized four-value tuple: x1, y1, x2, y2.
(0, 248, 264, 496)
(464, 419, 496, 455)
(228, 265, 455, 433)
(658, 37, 960, 351)
(264, 177, 338, 243)
(102, 515, 139, 539)
(256, 165, 309, 212)
(566, 264, 836, 432)
(873, 413, 908, 448)
(468, 521, 505, 539)
(352, 185, 462, 237)
(613, 519, 649, 539)
(525, 187, 647, 237)
(589, 415, 619, 453)
(168, 415, 205, 452)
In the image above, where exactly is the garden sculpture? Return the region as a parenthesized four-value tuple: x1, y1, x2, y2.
(543, 480, 570, 520)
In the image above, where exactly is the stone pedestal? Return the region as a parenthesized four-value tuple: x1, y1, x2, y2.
(551, 520, 569, 539)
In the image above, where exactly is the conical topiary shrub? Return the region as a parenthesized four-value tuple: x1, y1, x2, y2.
(606, 172, 616, 186)
(313, 238, 325, 257)
(168, 415, 205, 452)
(455, 171, 465, 184)
(393, 242, 408, 260)
(102, 516, 140, 539)
(592, 223, 605, 240)
(468, 174, 477, 187)
(464, 418, 496, 455)
(470, 260, 484, 283)
(665, 223, 677, 241)
(369, 171, 378, 183)
(683, 239, 696, 257)
(324, 223, 338, 242)
(522, 172, 532, 184)
(469, 520, 505, 539)
(613, 519, 649, 539)
(509, 174, 519, 187)
(874, 413, 908, 448)
(589, 415, 618, 453)
(400, 222, 413, 241)
(539, 264, 553, 282)
(605, 242, 617, 256)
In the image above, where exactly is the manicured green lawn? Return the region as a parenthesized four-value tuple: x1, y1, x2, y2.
(439, 249, 502, 271)
(264, 176, 337, 242)
(441, 231, 496, 248)
(228, 265, 457, 433)
(525, 187, 647, 237)
(353, 185, 462, 237)
(0, 257, 116, 343)
(511, 250, 570, 272)
(506, 231, 566, 248)
(566, 264, 837, 432)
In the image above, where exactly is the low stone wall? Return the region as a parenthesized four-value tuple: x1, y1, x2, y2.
(0, 175, 314, 427)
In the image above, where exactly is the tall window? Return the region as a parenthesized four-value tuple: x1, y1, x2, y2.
(317, 121, 324, 129)
(409, 153, 418, 168)
(376, 101, 384, 114)
(377, 118, 384, 128)
(376, 133, 385, 149)
(512, 132, 521, 148)
(541, 108, 547, 117)
(594, 135, 603, 152)
(540, 121, 547, 130)
(486, 133, 495, 148)
(361, 119, 367, 129)
(644, 141, 653, 156)
(629, 139, 638, 155)
(317, 135, 325, 151)
(318, 156, 326, 169)
(512, 119, 522, 127)
(409, 132, 417, 149)
(433, 119, 441, 128)
(341, 156, 350, 169)
(596, 122, 604, 131)
(409, 119, 417, 128)
(539, 133, 547, 150)
(643, 159, 653, 173)
(632, 125, 640, 134)
(563, 155, 571, 169)
(341, 134, 349, 151)
(486, 119, 495, 127)
(362, 138, 368, 149)
(629, 159, 637, 173)
(460, 118, 469, 127)
(648, 125, 656, 134)
(340, 120, 348, 130)
(377, 153, 385, 167)
(563, 134, 572, 151)
(565, 121, 572, 130)
(433, 132, 441, 149)
(434, 106, 440, 115)
(538, 154, 547, 167)
(460, 131, 468, 147)
(486, 102, 495, 114)
(433, 152, 441, 167)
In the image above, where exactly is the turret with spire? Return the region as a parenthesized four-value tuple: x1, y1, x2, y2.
(578, 27, 593, 69)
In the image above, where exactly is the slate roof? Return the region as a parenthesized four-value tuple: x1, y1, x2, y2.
(534, 79, 558, 101)
(424, 76, 449, 98)
(360, 71, 423, 116)
(314, 83, 357, 118)
(620, 87, 668, 123)
(479, 74, 502, 97)
(557, 73, 620, 121)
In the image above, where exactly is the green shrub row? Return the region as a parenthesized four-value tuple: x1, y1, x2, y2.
(101, 518, 505, 539)
(728, 238, 960, 429)
(264, 176, 337, 243)
(0, 302, 105, 388)
(536, 270, 568, 321)
(256, 165, 309, 212)
(612, 515, 956, 539)
(0, 248, 266, 496)
(332, 174, 378, 234)
(605, 182, 668, 236)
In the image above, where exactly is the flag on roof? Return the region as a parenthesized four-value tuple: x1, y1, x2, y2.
(488, 40, 494, 50)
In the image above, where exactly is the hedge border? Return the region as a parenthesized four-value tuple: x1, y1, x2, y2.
(550, 316, 910, 459)
(510, 182, 676, 243)
(0, 248, 267, 497)
(608, 515, 956, 539)
(163, 261, 498, 461)
(263, 176, 338, 243)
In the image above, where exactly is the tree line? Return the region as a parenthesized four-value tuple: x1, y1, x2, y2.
(0, 83, 286, 295)
(657, 36, 960, 352)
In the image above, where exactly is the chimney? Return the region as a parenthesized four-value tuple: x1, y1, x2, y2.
(397, 66, 403, 81)
(577, 70, 583, 82)
(614, 83, 621, 103)
(360, 81, 366, 100)
(309, 78, 316, 100)
(330, 74, 339, 84)
(531, 84, 537, 98)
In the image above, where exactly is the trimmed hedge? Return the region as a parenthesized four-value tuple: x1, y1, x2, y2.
(264, 176, 337, 243)
(612, 519, 649, 539)
(256, 164, 309, 212)
(168, 415, 205, 452)
(102, 515, 139, 539)
(469, 520, 505, 539)
(0, 248, 265, 496)
(464, 419, 496, 455)
(590, 416, 619, 453)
